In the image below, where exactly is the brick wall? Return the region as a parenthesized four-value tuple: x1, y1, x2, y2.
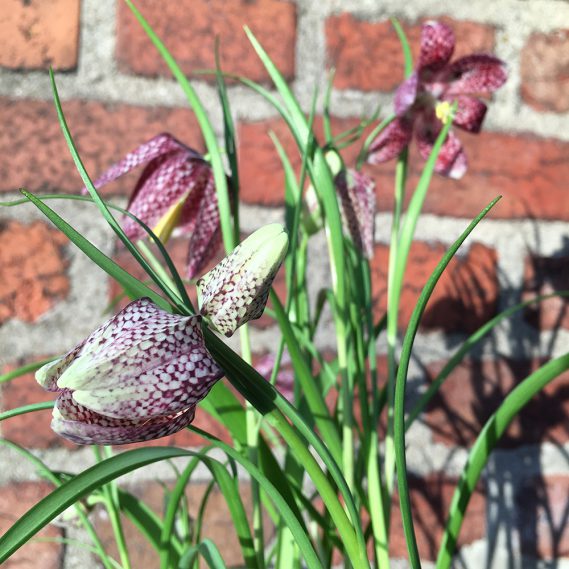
(0, 1, 568, 567)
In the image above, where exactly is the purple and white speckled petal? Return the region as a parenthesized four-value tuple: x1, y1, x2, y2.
(416, 125, 467, 180)
(367, 117, 413, 164)
(122, 152, 210, 241)
(394, 72, 419, 115)
(198, 224, 288, 337)
(419, 21, 455, 72)
(57, 305, 212, 393)
(53, 392, 197, 445)
(86, 133, 187, 193)
(186, 169, 223, 279)
(71, 348, 223, 420)
(335, 169, 376, 259)
(445, 95, 487, 133)
(444, 55, 508, 96)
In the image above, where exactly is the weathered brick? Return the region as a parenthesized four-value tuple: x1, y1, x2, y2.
(521, 30, 569, 113)
(0, 0, 80, 70)
(516, 475, 569, 558)
(326, 16, 495, 92)
(0, 98, 203, 196)
(94, 480, 272, 566)
(370, 241, 498, 333)
(116, 0, 296, 83)
(523, 253, 569, 330)
(390, 474, 486, 560)
(239, 116, 569, 221)
(424, 358, 569, 448)
(1, 358, 76, 449)
(0, 220, 69, 324)
(0, 482, 62, 568)
(238, 115, 363, 206)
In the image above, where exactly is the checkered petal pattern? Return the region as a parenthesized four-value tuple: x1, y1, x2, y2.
(36, 298, 223, 445)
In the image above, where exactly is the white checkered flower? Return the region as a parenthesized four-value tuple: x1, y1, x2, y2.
(197, 224, 288, 337)
(35, 298, 223, 445)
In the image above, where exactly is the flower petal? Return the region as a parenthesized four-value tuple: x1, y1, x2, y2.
(53, 390, 197, 445)
(72, 347, 223, 420)
(56, 300, 212, 392)
(416, 122, 467, 179)
(122, 152, 211, 241)
(336, 169, 376, 259)
(185, 170, 223, 279)
(367, 117, 413, 164)
(444, 55, 508, 96)
(419, 21, 455, 72)
(197, 224, 288, 337)
(447, 95, 487, 133)
(87, 133, 189, 193)
(394, 72, 419, 115)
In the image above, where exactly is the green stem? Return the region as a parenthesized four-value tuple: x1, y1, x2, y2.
(94, 447, 132, 569)
(384, 149, 408, 499)
(241, 324, 265, 569)
(136, 240, 182, 301)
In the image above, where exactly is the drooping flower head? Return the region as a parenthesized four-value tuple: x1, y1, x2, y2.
(197, 224, 288, 337)
(367, 21, 508, 178)
(36, 298, 223, 445)
(89, 133, 221, 278)
(302, 151, 376, 259)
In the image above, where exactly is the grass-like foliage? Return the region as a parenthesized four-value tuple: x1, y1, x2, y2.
(0, 3, 566, 569)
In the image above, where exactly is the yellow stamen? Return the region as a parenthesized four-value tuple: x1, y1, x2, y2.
(435, 101, 453, 125)
(152, 197, 186, 244)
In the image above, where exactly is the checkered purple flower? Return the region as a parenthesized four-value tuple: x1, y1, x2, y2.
(88, 133, 221, 278)
(36, 298, 223, 445)
(367, 21, 507, 178)
(197, 224, 288, 337)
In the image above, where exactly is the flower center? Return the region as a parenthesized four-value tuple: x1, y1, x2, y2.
(435, 101, 453, 125)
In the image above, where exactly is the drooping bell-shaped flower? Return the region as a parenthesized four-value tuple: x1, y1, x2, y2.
(36, 298, 223, 445)
(335, 169, 376, 259)
(301, 150, 376, 259)
(197, 224, 288, 337)
(87, 133, 222, 278)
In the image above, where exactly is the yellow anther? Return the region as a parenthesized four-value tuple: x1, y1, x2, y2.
(435, 101, 453, 125)
(152, 197, 186, 244)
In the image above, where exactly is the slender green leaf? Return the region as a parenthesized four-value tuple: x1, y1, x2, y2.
(436, 353, 569, 569)
(0, 401, 54, 422)
(49, 70, 187, 313)
(20, 190, 171, 311)
(394, 197, 501, 569)
(124, 0, 234, 253)
(407, 290, 569, 428)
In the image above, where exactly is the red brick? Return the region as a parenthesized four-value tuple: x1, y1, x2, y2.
(239, 115, 569, 221)
(389, 474, 486, 560)
(370, 241, 498, 333)
(116, 0, 296, 83)
(0, 0, 80, 70)
(0, 98, 204, 196)
(521, 31, 569, 113)
(517, 475, 569, 558)
(523, 254, 569, 330)
(94, 480, 272, 566)
(0, 482, 62, 568)
(238, 115, 363, 206)
(1, 359, 76, 449)
(424, 358, 569, 448)
(0, 220, 69, 324)
(326, 16, 495, 92)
